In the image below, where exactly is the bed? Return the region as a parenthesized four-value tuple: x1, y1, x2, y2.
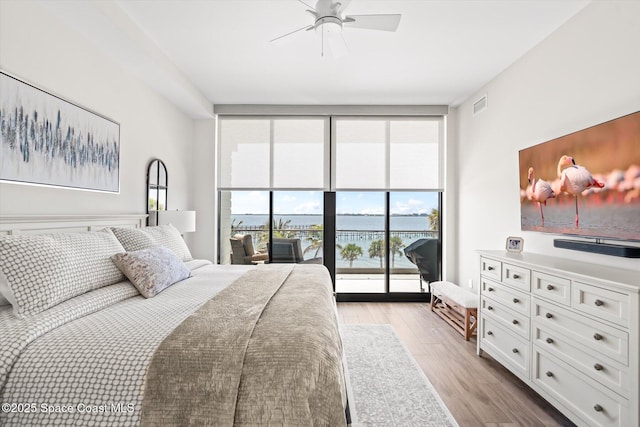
(0, 215, 347, 426)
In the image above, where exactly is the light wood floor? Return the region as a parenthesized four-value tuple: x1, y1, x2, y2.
(337, 302, 576, 427)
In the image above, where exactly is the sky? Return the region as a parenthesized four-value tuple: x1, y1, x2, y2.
(230, 191, 438, 215)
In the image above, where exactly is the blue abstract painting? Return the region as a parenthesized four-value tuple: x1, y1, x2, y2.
(0, 72, 120, 192)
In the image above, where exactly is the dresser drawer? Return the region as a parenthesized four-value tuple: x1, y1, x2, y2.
(482, 297, 530, 339)
(481, 317, 529, 378)
(533, 350, 629, 427)
(572, 282, 630, 328)
(532, 271, 571, 306)
(534, 326, 630, 397)
(534, 300, 629, 365)
(481, 278, 530, 316)
(480, 257, 502, 281)
(502, 263, 531, 292)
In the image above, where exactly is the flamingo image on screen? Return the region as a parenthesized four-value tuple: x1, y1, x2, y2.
(527, 167, 555, 226)
(557, 155, 604, 227)
(519, 111, 640, 241)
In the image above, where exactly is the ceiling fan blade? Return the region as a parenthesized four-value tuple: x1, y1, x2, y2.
(343, 14, 401, 31)
(335, 0, 352, 14)
(297, 0, 315, 10)
(270, 24, 314, 43)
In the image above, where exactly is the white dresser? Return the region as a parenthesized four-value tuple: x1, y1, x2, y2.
(477, 250, 639, 427)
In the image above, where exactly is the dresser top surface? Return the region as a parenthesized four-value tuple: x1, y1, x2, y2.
(478, 250, 639, 292)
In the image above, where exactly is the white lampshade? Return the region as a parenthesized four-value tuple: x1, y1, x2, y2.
(156, 210, 196, 233)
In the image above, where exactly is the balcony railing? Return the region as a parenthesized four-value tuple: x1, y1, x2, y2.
(230, 226, 438, 270)
(232, 225, 438, 241)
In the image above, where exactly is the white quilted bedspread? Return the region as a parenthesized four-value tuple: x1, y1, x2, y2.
(0, 261, 251, 426)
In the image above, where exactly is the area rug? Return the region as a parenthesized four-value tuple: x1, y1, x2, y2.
(341, 324, 459, 427)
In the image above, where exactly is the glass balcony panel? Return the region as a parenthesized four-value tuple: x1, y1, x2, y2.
(389, 192, 440, 293)
(273, 191, 323, 263)
(335, 192, 385, 293)
(220, 190, 269, 265)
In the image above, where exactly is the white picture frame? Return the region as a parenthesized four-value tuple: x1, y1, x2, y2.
(0, 71, 120, 193)
(506, 236, 524, 253)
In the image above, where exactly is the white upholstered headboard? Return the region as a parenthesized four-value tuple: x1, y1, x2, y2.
(0, 214, 148, 236)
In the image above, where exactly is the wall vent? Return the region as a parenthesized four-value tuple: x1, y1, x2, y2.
(473, 94, 487, 116)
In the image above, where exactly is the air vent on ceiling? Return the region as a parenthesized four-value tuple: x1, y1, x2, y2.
(473, 94, 487, 116)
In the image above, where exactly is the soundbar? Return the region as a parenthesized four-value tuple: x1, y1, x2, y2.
(554, 239, 640, 258)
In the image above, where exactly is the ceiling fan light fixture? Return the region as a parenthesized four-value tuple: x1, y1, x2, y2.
(315, 16, 342, 34)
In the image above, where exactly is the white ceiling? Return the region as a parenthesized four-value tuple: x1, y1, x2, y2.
(72, 0, 590, 111)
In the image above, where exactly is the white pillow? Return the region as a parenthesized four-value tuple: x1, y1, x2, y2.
(0, 271, 11, 306)
(0, 230, 126, 318)
(111, 246, 190, 298)
(110, 225, 193, 262)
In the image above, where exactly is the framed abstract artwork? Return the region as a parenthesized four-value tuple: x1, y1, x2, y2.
(0, 71, 120, 192)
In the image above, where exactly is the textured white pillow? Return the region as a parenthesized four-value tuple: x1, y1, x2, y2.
(110, 225, 193, 262)
(111, 246, 191, 298)
(0, 230, 126, 318)
(0, 271, 10, 306)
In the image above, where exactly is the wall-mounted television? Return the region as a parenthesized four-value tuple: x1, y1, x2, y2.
(519, 111, 640, 246)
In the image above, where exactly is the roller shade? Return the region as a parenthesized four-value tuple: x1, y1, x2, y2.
(332, 117, 443, 191)
(218, 115, 444, 191)
(218, 116, 328, 190)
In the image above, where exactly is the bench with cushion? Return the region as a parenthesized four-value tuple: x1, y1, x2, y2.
(430, 281, 478, 340)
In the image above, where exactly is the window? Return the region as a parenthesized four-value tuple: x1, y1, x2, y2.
(217, 113, 445, 300)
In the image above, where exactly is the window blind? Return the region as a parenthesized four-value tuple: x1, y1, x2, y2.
(218, 116, 328, 190)
(332, 117, 443, 191)
(218, 115, 444, 191)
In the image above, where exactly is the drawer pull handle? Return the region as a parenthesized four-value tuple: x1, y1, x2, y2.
(546, 284, 554, 290)
(487, 306, 493, 311)
(512, 319, 519, 325)
(594, 299, 604, 306)
(487, 331, 493, 336)
(546, 338, 554, 344)
(487, 266, 494, 271)
(545, 371, 553, 377)
(594, 333, 603, 341)
(594, 363, 604, 371)
(594, 404, 603, 412)
(488, 287, 494, 292)
(513, 274, 520, 279)
(545, 313, 553, 319)
(512, 348, 519, 354)
(512, 298, 519, 303)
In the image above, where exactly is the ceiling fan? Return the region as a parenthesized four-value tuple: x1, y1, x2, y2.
(271, 0, 401, 57)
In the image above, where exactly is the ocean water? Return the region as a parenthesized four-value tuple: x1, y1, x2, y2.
(231, 214, 437, 268)
(521, 202, 640, 240)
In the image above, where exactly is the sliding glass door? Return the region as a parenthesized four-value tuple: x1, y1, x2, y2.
(331, 191, 441, 299)
(335, 192, 386, 293)
(389, 192, 440, 293)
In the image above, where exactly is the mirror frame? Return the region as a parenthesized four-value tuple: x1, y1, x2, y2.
(146, 159, 168, 225)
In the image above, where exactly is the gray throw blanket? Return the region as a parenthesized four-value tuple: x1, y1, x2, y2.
(141, 264, 346, 426)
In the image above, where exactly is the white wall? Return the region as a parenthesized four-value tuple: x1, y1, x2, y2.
(454, 1, 640, 291)
(0, 1, 195, 221)
(191, 119, 217, 261)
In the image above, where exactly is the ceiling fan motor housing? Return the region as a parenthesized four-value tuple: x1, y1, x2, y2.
(315, 16, 343, 33)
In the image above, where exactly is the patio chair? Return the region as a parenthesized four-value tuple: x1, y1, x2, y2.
(270, 238, 323, 264)
(230, 234, 269, 264)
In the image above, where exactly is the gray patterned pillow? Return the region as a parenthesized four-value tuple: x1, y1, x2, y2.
(0, 230, 126, 318)
(110, 225, 193, 262)
(111, 247, 190, 298)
